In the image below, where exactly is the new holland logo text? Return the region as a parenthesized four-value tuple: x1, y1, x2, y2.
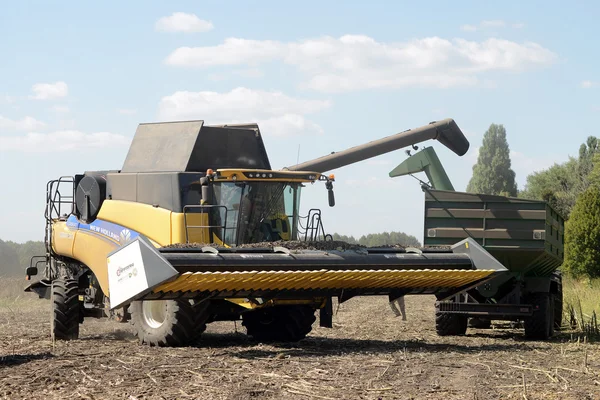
(90, 225, 120, 241)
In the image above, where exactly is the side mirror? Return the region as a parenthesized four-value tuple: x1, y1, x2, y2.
(26, 266, 38, 278)
(325, 179, 335, 207)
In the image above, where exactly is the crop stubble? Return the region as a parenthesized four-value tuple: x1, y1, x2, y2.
(1, 286, 599, 400)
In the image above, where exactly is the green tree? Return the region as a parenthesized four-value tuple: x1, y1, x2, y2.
(519, 136, 600, 219)
(519, 158, 579, 219)
(466, 124, 518, 196)
(562, 184, 600, 278)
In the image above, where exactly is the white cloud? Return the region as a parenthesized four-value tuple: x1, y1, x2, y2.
(155, 12, 213, 33)
(460, 24, 477, 32)
(480, 20, 506, 28)
(236, 68, 264, 78)
(51, 105, 70, 113)
(1, 95, 15, 104)
(30, 81, 68, 100)
(0, 131, 130, 152)
(0, 115, 46, 131)
(158, 87, 331, 137)
(581, 80, 598, 88)
(461, 20, 524, 32)
(165, 35, 556, 93)
(117, 108, 137, 115)
(166, 38, 283, 67)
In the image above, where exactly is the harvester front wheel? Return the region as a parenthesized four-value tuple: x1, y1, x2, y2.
(242, 305, 316, 343)
(130, 299, 208, 347)
(50, 279, 80, 341)
(435, 305, 468, 336)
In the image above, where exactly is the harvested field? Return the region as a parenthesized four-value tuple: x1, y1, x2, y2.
(1, 285, 599, 399)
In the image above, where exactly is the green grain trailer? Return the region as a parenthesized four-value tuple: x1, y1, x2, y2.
(423, 189, 564, 339)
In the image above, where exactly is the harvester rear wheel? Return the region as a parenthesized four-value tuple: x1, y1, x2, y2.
(435, 304, 468, 336)
(242, 305, 316, 343)
(50, 279, 80, 341)
(130, 299, 209, 347)
(524, 293, 553, 340)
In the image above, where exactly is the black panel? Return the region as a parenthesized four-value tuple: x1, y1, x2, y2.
(108, 172, 204, 212)
(187, 127, 271, 171)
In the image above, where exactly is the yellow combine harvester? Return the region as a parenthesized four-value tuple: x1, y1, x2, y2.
(25, 119, 507, 346)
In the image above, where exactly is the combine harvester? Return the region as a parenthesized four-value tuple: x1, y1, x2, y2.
(25, 118, 510, 347)
(390, 146, 565, 339)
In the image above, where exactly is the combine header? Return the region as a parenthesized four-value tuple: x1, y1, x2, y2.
(25, 119, 508, 347)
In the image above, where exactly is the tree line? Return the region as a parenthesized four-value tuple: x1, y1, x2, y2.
(466, 123, 600, 279)
(332, 232, 421, 247)
(0, 239, 45, 277)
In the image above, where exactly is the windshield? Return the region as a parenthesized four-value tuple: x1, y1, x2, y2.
(212, 181, 300, 246)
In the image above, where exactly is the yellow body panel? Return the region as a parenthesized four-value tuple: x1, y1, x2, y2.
(51, 200, 216, 295)
(52, 220, 119, 295)
(98, 200, 173, 246)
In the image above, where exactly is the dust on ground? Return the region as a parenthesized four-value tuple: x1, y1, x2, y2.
(1, 294, 599, 400)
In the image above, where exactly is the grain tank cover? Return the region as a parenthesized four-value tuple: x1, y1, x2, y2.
(121, 120, 271, 173)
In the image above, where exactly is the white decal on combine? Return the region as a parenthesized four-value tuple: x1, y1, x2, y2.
(119, 228, 132, 243)
(107, 236, 178, 310)
(90, 225, 120, 241)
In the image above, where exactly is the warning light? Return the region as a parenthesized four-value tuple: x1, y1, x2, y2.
(328, 174, 335, 180)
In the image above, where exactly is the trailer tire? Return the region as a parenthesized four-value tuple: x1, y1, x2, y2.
(242, 305, 316, 343)
(51, 279, 80, 341)
(524, 293, 553, 340)
(130, 299, 209, 347)
(552, 273, 563, 330)
(435, 305, 468, 336)
(469, 317, 492, 329)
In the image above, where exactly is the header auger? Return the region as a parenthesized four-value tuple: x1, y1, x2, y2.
(25, 118, 508, 347)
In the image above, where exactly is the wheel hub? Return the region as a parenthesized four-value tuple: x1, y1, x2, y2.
(142, 300, 167, 328)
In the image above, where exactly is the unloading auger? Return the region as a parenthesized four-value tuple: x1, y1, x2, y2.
(24, 118, 507, 347)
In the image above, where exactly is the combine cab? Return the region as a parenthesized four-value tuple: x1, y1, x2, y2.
(25, 118, 509, 347)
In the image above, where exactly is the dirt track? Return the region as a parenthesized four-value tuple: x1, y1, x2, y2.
(1, 295, 600, 400)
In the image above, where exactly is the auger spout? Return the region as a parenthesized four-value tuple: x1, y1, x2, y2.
(286, 118, 469, 173)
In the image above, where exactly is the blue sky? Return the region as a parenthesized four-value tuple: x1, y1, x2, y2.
(1, 0, 598, 243)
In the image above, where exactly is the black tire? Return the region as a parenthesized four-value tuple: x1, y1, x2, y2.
(469, 317, 492, 329)
(524, 293, 553, 340)
(129, 299, 209, 347)
(51, 279, 80, 341)
(242, 305, 316, 343)
(553, 275, 563, 330)
(435, 306, 468, 336)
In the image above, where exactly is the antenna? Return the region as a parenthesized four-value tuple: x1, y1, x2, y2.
(296, 144, 301, 166)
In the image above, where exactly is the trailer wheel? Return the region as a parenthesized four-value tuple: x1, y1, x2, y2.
(553, 293, 563, 330)
(552, 273, 563, 330)
(524, 293, 553, 340)
(435, 307, 468, 336)
(51, 279, 80, 341)
(130, 299, 209, 347)
(469, 317, 492, 329)
(242, 305, 316, 343)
